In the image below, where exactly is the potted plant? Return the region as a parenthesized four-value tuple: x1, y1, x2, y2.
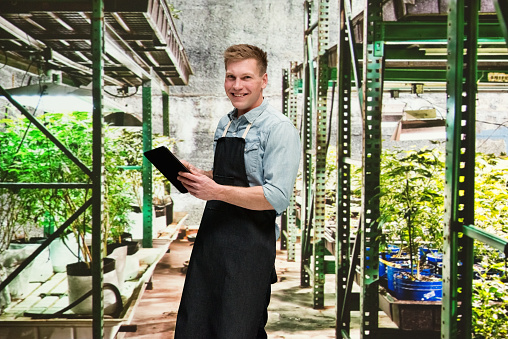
(377, 147, 445, 298)
(0, 111, 58, 302)
(0, 111, 136, 314)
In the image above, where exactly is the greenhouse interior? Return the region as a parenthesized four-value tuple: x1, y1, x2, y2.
(0, 0, 508, 338)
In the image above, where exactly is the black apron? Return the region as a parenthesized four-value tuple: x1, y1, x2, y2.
(175, 121, 277, 339)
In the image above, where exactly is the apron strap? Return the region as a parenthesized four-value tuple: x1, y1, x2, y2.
(222, 120, 233, 137)
(242, 123, 252, 139)
(222, 120, 253, 140)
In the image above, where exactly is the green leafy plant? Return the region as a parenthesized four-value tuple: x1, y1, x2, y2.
(474, 154, 508, 263)
(472, 276, 508, 338)
(0, 112, 135, 263)
(378, 147, 445, 276)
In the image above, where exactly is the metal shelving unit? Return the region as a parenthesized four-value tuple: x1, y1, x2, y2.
(0, 1, 191, 337)
(285, 0, 508, 337)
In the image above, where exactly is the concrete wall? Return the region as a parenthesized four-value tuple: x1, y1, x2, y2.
(160, 0, 308, 223)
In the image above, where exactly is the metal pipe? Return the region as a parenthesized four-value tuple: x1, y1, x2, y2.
(463, 225, 508, 256)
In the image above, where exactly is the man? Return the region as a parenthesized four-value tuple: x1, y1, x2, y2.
(174, 44, 300, 339)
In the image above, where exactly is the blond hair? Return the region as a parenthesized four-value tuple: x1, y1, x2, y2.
(223, 44, 268, 75)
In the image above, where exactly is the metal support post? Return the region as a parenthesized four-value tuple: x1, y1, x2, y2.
(281, 68, 290, 251)
(287, 61, 300, 262)
(142, 80, 153, 248)
(91, 0, 105, 337)
(442, 0, 478, 337)
(336, 0, 353, 336)
(301, 0, 314, 289)
(359, 0, 384, 336)
(162, 89, 170, 137)
(312, 0, 331, 310)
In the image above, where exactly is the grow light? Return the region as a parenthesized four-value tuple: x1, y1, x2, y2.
(3, 83, 123, 113)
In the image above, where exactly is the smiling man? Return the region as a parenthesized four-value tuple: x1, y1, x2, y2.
(174, 44, 301, 339)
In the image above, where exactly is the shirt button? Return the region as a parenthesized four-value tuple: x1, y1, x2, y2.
(233, 132, 237, 136)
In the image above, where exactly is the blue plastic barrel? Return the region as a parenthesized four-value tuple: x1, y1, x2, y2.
(394, 274, 442, 301)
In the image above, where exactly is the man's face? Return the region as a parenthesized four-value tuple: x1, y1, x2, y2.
(224, 58, 267, 116)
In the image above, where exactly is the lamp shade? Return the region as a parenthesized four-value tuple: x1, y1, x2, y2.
(3, 83, 123, 113)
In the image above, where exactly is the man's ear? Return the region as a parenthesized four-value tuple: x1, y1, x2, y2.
(262, 73, 268, 89)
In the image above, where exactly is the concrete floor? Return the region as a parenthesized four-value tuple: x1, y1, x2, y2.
(122, 238, 424, 339)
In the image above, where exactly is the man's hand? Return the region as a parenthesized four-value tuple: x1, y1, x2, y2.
(178, 161, 217, 200)
(178, 160, 274, 211)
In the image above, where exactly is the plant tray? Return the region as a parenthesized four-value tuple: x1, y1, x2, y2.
(379, 289, 441, 332)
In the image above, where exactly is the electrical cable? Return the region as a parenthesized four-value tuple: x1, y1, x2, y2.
(476, 120, 508, 149)
(104, 86, 139, 98)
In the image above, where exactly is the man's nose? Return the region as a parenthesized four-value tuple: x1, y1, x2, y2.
(233, 78, 243, 89)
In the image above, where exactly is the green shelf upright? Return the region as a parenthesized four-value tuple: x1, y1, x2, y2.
(335, 0, 353, 336)
(442, 0, 478, 338)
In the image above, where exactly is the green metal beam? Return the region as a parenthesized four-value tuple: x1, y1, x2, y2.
(463, 225, 508, 255)
(383, 68, 508, 83)
(458, 2, 479, 336)
(344, 0, 363, 108)
(300, 0, 313, 290)
(312, 0, 331, 309)
(0, 0, 152, 12)
(91, 0, 105, 337)
(336, 1, 353, 336)
(162, 90, 170, 137)
(384, 68, 448, 82)
(442, 1, 466, 336)
(142, 80, 153, 249)
(0, 183, 92, 189)
(442, 0, 478, 338)
(287, 62, 299, 262)
(360, 0, 383, 336)
(382, 21, 504, 42)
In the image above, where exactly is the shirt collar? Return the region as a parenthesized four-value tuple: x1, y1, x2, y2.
(228, 98, 268, 123)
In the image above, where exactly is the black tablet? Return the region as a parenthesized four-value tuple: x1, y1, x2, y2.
(143, 146, 190, 193)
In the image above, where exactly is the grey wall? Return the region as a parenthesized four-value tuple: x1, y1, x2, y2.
(159, 0, 307, 223)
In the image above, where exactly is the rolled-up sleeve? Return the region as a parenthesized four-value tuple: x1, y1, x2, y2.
(262, 121, 301, 214)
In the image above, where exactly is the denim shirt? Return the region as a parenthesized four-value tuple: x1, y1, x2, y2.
(213, 99, 301, 218)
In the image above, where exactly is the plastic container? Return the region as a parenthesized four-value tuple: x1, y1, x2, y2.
(394, 273, 442, 301)
(386, 261, 433, 293)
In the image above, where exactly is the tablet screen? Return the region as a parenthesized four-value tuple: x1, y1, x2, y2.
(144, 146, 190, 193)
